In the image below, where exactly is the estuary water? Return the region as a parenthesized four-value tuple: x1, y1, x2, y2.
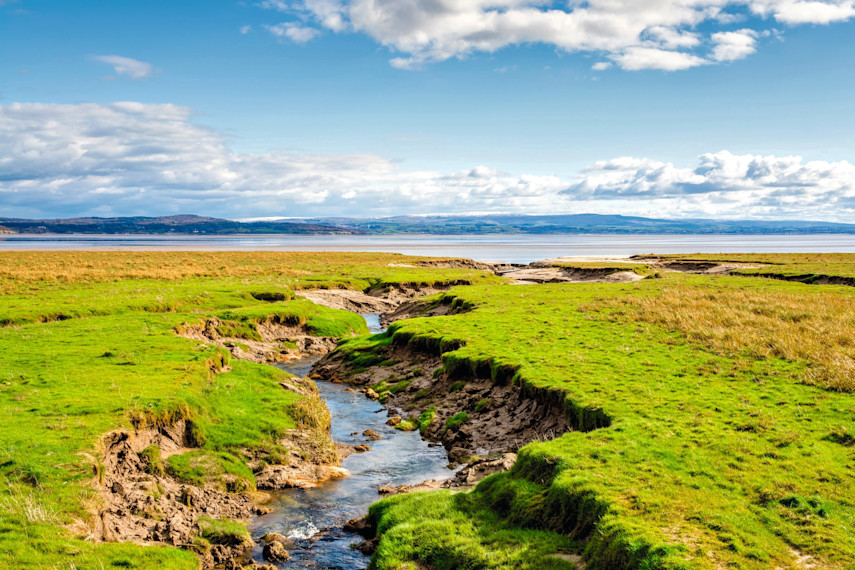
(3, 234, 855, 264)
(249, 315, 455, 569)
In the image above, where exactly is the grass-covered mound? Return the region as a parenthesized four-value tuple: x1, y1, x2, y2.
(358, 271, 855, 569)
(0, 251, 495, 568)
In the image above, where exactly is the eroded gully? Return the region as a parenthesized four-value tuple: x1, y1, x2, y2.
(248, 314, 456, 569)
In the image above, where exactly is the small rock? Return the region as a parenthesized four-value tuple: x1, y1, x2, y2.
(344, 516, 375, 538)
(262, 541, 290, 562)
(255, 506, 272, 516)
(386, 416, 402, 426)
(353, 443, 371, 452)
(377, 484, 394, 494)
(260, 532, 289, 545)
(362, 429, 382, 441)
(358, 537, 379, 555)
(365, 388, 380, 400)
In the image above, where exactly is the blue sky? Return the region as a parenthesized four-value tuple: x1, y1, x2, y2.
(1, 0, 854, 220)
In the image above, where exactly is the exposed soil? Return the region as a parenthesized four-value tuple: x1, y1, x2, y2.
(313, 341, 570, 465)
(630, 255, 766, 275)
(96, 406, 350, 568)
(178, 316, 338, 365)
(298, 280, 471, 315)
(97, 422, 256, 569)
(298, 289, 397, 314)
(497, 266, 645, 284)
(376, 453, 518, 495)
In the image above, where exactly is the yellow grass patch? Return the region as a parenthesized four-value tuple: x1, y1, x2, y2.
(609, 286, 855, 392)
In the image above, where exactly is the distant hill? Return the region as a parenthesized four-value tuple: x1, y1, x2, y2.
(305, 214, 855, 235)
(0, 215, 359, 235)
(1, 214, 854, 235)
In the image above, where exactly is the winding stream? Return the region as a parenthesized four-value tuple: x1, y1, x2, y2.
(249, 314, 455, 568)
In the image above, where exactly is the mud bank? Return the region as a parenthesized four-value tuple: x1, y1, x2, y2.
(297, 279, 472, 314)
(97, 422, 257, 568)
(313, 334, 573, 466)
(177, 315, 338, 365)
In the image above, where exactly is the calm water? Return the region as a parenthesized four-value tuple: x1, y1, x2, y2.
(249, 315, 455, 569)
(3, 234, 855, 264)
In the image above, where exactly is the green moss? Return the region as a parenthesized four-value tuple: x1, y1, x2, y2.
(445, 412, 469, 431)
(417, 408, 436, 435)
(140, 445, 165, 477)
(198, 516, 250, 546)
(395, 419, 419, 431)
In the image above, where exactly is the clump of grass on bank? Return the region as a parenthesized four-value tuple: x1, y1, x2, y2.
(0, 251, 491, 568)
(345, 271, 855, 569)
(369, 490, 581, 570)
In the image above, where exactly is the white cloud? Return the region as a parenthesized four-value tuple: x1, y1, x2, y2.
(240, 25, 252, 34)
(92, 55, 154, 80)
(2, 103, 854, 221)
(265, 22, 321, 43)
(255, 0, 855, 70)
(613, 47, 708, 71)
(711, 29, 758, 61)
(753, 0, 855, 24)
(562, 151, 855, 218)
(0, 103, 567, 218)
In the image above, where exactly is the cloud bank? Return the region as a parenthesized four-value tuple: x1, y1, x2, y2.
(0, 102, 853, 220)
(258, 0, 855, 70)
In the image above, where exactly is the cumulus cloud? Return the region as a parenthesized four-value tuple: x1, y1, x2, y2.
(711, 29, 759, 61)
(2, 102, 853, 220)
(255, 0, 855, 70)
(92, 55, 154, 79)
(562, 151, 855, 218)
(0, 103, 566, 218)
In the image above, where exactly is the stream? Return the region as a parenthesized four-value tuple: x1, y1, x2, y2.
(249, 314, 456, 568)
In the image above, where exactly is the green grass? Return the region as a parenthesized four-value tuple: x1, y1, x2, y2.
(0, 251, 489, 568)
(346, 271, 855, 569)
(198, 515, 252, 545)
(369, 490, 581, 570)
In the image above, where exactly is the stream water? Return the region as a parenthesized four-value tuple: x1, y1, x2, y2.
(248, 314, 455, 568)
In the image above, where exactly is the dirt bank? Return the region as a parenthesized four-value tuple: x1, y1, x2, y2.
(298, 280, 471, 314)
(96, 319, 357, 568)
(96, 422, 257, 568)
(177, 316, 338, 365)
(313, 340, 571, 465)
(497, 266, 645, 284)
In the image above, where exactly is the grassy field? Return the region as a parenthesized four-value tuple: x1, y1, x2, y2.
(0, 251, 495, 569)
(4, 250, 855, 569)
(346, 270, 855, 569)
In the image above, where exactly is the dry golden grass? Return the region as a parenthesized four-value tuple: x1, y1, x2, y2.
(609, 286, 855, 392)
(0, 251, 321, 284)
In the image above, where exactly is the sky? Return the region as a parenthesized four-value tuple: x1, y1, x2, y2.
(1, 0, 854, 221)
